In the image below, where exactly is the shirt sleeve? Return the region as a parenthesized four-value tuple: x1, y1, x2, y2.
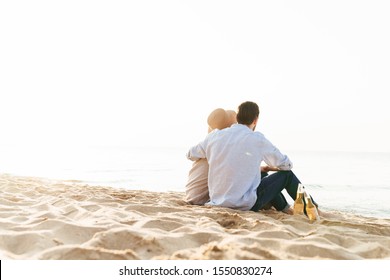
(186, 140, 207, 161)
(262, 137, 293, 170)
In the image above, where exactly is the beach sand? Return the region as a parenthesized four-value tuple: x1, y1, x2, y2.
(1, 173, 390, 260)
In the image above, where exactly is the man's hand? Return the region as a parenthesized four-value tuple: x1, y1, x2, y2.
(261, 165, 280, 173)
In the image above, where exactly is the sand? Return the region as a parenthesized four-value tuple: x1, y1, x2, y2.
(1, 173, 390, 260)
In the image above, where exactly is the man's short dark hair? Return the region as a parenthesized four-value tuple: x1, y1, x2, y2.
(236, 101, 259, 125)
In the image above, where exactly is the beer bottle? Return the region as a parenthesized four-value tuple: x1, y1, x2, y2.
(304, 191, 320, 223)
(293, 183, 304, 215)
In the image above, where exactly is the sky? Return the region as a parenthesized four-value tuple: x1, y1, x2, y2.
(1, 0, 390, 153)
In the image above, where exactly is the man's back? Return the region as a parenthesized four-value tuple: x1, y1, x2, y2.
(204, 124, 265, 210)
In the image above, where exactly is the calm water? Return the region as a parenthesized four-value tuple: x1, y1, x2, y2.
(1, 145, 389, 219)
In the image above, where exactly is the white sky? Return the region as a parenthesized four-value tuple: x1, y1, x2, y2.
(1, 0, 390, 153)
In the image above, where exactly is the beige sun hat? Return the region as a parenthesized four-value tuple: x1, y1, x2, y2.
(207, 108, 237, 132)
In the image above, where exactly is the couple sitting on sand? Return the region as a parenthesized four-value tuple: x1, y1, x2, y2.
(186, 101, 318, 215)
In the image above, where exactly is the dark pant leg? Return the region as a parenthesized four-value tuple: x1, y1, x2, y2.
(259, 172, 287, 209)
(251, 171, 301, 212)
(269, 193, 289, 211)
(260, 172, 289, 210)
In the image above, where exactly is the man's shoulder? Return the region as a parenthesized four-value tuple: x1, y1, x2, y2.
(252, 130, 266, 139)
(248, 131, 272, 147)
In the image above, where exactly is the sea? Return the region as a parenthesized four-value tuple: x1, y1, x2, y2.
(1, 145, 389, 219)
